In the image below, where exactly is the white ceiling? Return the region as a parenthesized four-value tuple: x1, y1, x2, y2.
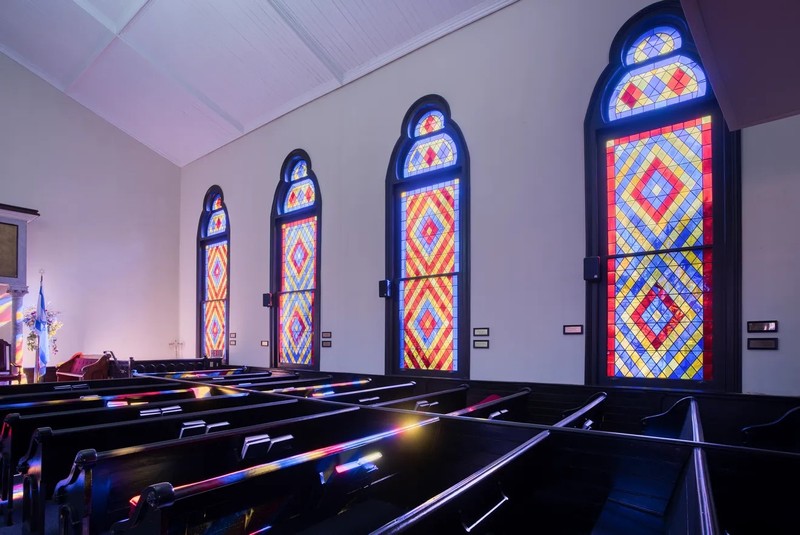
(0, 0, 517, 167)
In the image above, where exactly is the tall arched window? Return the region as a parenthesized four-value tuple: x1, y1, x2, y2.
(585, 0, 740, 391)
(197, 186, 230, 362)
(385, 95, 470, 378)
(270, 150, 321, 370)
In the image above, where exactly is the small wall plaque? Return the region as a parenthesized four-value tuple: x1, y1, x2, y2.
(747, 320, 778, 333)
(229, 340, 237, 346)
(563, 324, 583, 335)
(747, 338, 778, 350)
(321, 331, 332, 339)
(473, 340, 490, 349)
(322, 340, 332, 348)
(229, 332, 236, 339)
(473, 328, 490, 337)
(260, 340, 269, 347)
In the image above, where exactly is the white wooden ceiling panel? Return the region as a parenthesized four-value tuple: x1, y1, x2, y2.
(121, 0, 338, 132)
(276, 0, 518, 82)
(0, 0, 519, 166)
(67, 39, 240, 166)
(0, 0, 114, 90)
(73, 0, 149, 34)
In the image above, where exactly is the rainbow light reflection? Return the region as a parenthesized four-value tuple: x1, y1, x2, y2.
(334, 451, 382, 474)
(268, 379, 370, 394)
(170, 417, 438, 498)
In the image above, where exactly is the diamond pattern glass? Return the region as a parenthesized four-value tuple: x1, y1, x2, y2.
(626, 26, 682, 65)
(606, 117, 713, 380)
(609, 56, 707, 120)
(279, 291, 314, 365)
(399, 276, 458, 371)
(284, 179, 316, 213)
(404, 134, 458, 177)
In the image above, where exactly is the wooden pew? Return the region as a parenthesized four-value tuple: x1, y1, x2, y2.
(19, 396, 336, 531)
(307, 381, 418, 405)
(369, 393, 609, 534)
(126, 356, 225, 376)
(0, 390, 256, 519)
(590, 395, 713, 532)
(54, 407, 444, 534)
(372, 385, 470, 414)
(740, 405, 800, 452)
(641, 395, 702, 440)
(106, 395, 603, 535)
(0, 376, 164, 397)
(447, 387, 532, 420)
(106, 414, 546, 534)
(703, 442, 800, 533)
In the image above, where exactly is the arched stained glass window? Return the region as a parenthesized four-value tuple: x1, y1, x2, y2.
(270, 150, 321, 370)
(385, 95, 470, 378)
(197, 186, 230, 362)
(584, 1, 740, 391)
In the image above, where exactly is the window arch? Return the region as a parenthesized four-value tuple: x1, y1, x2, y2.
(270, 150, 321, 370)
(197, 185, 230, 362)
(385, 95, 470, 378)
(584, 0, 740, 391)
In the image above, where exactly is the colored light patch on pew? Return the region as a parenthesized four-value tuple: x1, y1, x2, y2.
(268, 378, 370, 394)
(334, 451, 382, 474)
(171, 417, 439, 495)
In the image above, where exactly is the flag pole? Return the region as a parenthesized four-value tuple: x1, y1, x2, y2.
(34, 270, 45, 383)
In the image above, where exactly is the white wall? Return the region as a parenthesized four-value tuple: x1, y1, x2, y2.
(741, 114, 800, 395)
(0, 53, 181, 366)
(170, 0, 800, 395)
(179, 0, 653, 380)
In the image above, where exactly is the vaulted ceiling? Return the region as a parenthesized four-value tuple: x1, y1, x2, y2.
(3, 1, 797, 168)
(0, 0, 517, 166)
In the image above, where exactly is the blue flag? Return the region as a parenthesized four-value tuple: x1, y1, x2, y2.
(34, 278, 48, 380)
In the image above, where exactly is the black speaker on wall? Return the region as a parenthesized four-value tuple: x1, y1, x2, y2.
(378, 280, 391, 298)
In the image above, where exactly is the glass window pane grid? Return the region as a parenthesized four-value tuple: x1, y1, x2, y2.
(398, 275, 458, 372)
(606, 250, 712, 380)
(400, 180, 460, 279)
(203, 299, 226, 358)
(283, 179, 316, 213)
(290, 160, 308, 182)
(205, 242, 228, 300)
(606, 117, 713, 256)
(206, 210, 227, 236)
(609, 55, 707, 121)
(281, 217, 317, 292)
(403, 133, 458, 177)
(606, 115, 713, 382)
(278, 290, 314, 366)
(414, 111, 445, 136)
(625, 26, 682, 65)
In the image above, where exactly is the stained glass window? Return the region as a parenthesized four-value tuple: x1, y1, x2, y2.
(198, 187, 230, 361)
(272, 151, 320, 369)
(606, 117, 713, 380)
(387, 95, 469, 377)
(585, 3, 739, 391)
